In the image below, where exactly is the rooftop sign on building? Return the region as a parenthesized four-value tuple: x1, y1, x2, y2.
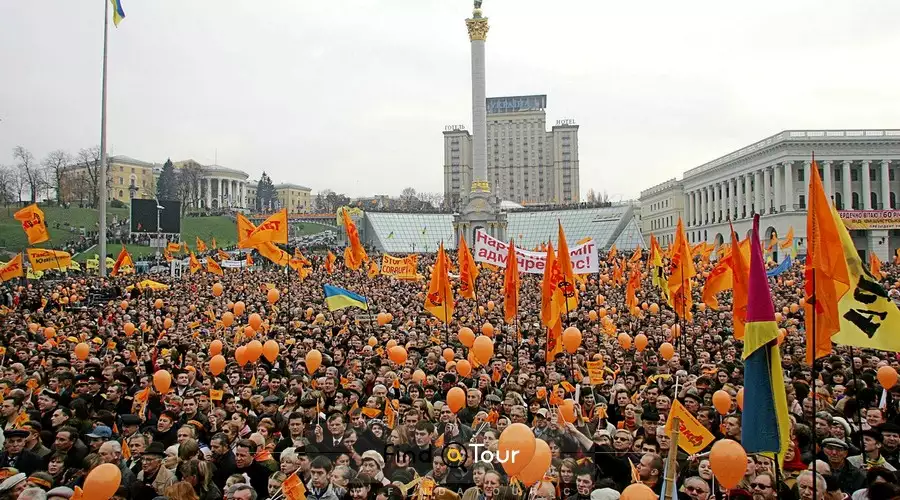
(486, 95, 547, 114)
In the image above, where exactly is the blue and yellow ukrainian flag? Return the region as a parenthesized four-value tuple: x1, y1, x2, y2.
(741, 215, 791, 462)
(323, 284, 369, 312)
(110, 0, 126, 26)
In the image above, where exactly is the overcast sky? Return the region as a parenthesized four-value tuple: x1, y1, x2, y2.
(3, 0, 900, 201)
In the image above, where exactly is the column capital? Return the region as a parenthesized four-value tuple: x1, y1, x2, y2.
(861, 159, 871, 167)
(466, 16, 490, 41)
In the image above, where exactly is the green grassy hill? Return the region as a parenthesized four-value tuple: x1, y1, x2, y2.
(0, 204, 331, 260)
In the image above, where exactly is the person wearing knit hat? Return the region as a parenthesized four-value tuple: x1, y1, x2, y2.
(46, 486, 74, 500)
(591, 488, 622, 500)
(360, 450, 390, 486)
(830, 416, 853, 442)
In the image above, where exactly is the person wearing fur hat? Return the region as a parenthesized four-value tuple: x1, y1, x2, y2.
(360, 450, 391, 486)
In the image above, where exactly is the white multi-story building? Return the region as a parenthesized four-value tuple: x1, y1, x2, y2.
(676, 130, 900, 261)
(443, 95, 580, 208)
(639, 178, 685, 247)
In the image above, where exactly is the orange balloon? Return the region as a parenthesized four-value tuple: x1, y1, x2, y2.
(306, 349, 323, 374)
(243, 325, 256, 338)
(82, 463, 122, 500)
(74, 342, 90, 360)
(562, 327, 582, 354)
(799, 297, 806, 307)
(44, 326, 56, 339)
(588, 310, 598, 321)
(774, 312, 783, 322)
(736, 388, 744, 410)
(659, 342, 675, 360)
(222, 312, 234, 327)
(487, 300, 495, 311)
(641, 302, 648, 311)
(649, 303, 660, 314)
(124, 322, 135, 336)
(212, 282, 223, 297)
(709, 439, 748, 489)
(235, 346, 249, 367)
(446, 387, 466, 413)
(233, 301, 245, 316)
(621, 483, 657, 500)
(315, 313, 325, 324)
(164, 318, 174, 330)
(777, 329, 786, 345)
(712, 390, 732, 415)
(386, 339, 398, 350)
(498, 423, 536, 477)
(246, 340, 263, 362)
(790, 303, 799, 314)
(263, 340, 279, 363)
(599, 308, 607, 318)
(481, 322, 494, 338)
(377, 313, 389, 326)
(153, 370, 172, 394)
(560, 399, 576, 423)
(249, 313, 263, 331)
(671, 324, 682, 338)
(267, 288, 280, 304)
(617, 333, 632, 350)
(877, 366, 898, 389)
(472, 336, 494, 365)
(442, 348, 455, 363)
(28, 323, 39, 333)
(698, 303, 707, 312)
(635, 334, 648, 352)
(458, 327, 475, 347)
(120, 300, 128, 310)
(209, 355, 226, 376)
(154, 299, 164, 309)
(389, 346, 408, 364)
(517, 438, 551, 487)
(368, 336, 377, 347)
(456, 359, 472, 378)
(209, 340, 223, 356)
(596, 295, 606, 305)
(386, 312, 393, 323)
(412, 369, 426, 384)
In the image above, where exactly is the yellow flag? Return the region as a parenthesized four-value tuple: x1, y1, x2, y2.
(239, 209, 288, 248)
(196, 237, 207, 252)
(367, 260, 379, 278)
(664, 400, 715, 454)
(207, 256, 224, 276)
(831, 204, 900, 351)
(0, 254, 25, 281)
(166, 242, 181, 253)
(26, 248, 71, 272)
(14, 204, 50, 244)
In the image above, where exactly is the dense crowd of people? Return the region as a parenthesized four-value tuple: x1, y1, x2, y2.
(0, 246, 898, 500)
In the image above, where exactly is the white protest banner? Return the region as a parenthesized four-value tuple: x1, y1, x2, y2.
(473, 229, 598, 274)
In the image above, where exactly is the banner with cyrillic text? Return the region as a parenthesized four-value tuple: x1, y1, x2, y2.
(473, 229, 598, 274)
(380, 254, 418, 278)
(838, 210, 900, 230)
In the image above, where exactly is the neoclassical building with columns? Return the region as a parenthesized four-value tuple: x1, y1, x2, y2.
(172, 160, 251, 210)
(640, 130, 900, 261)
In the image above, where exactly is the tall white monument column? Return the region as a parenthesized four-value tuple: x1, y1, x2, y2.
(467, 7, 490, 193)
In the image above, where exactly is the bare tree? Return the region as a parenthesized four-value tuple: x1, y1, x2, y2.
(0, 166, 16, 215)
(586, 188, 597, 204)
(42, 149, 71, 205)
(400, 187, 417, 202)
(416, 192, 446, 209)
(599, 190, 610, 204)
(77, 146, 102, 208)
(176, 162, 205, 214)
(13, 146, 41, 203)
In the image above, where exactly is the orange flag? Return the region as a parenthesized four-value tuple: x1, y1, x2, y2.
(546, 320, 563, 362)
(424, 243, 454, 322)
(666, 217, 696, 318)
(730, 228, 749, 340)
(701, 237, 750, 311)
(540, 242, 561, 328)
(217, 249, 230, 261)
(14, 204, 50, 244)
(196, 237, 208, 252)
(556, 222, 578, 311)
(502, 240, 520, 325)
(325, 251, 336, 274)
(246, 252, 254, 267)
(0, 254, 25, 282)
(612, 258, 624, 285)
(207, 256, 224, 276)
(630, 246, 642, 263)
(110, 246, 133, 277)
(804, 158, 850, 365)
(237, 214, 289, 266)
(341, 208, 368, 270)
(606, 244, 617, 263)
(625, 266, 641, 316)
(457, 235, 478, 300)
(239, 209, 288, 248)
(869, 253, 882, 278)
(189, 252, 202, 274)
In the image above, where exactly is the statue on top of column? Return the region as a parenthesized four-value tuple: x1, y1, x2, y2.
(474, 0, 483, 8)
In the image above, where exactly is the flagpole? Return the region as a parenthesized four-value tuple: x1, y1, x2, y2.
(98, 0, 110, 277)
(810, 150, 818, 500)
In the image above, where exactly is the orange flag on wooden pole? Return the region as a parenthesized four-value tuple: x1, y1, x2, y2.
(557, 222, 578, 311)
(502, 240, 520, 325)
(540, 242, 561, 328)
(424, 243, 454, 323)
(457, 235, 478, 300)
(666, 217, 696, 318)
(803, 157, 850, 365)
